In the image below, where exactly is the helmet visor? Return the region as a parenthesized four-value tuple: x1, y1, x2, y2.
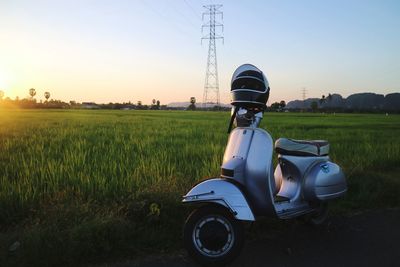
(231, 77, 266, 92)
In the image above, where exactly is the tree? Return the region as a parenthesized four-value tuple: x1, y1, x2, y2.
(0, 90, 4, 100)
(188, 97, 196, 110)
(279, 100, 286, 109)
(270, 100, 286, 111)
(44, 92, 50, 102)
(327, 93, 332, 102)
(29, 88, 36, 99)
(137, 101, 142, 109)
(310, 101, 318, 112)
(319, 95, 326, 105)
(270, 102, 281, 111)
(151, 99, 160, 110)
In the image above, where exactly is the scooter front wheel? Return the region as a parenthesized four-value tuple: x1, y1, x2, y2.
(183, 204, 245, 266)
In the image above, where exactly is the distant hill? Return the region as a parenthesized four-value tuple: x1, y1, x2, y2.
(384, 93, 400, 111)
(286, 92, 400, 111)
(346, 93, 384, 110)
(321, 94, 346, 109)
(284, 98, 320, 110)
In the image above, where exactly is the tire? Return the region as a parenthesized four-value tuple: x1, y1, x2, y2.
(306, 202, 329, 226)
(183, 204, 245, 266)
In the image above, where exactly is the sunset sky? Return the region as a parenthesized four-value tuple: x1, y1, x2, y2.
(0, 0, 399, 104)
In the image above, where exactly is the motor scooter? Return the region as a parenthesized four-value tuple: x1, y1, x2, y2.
(182, 64, 347, 266)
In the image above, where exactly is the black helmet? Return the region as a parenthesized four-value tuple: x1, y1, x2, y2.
(231, 64, 270, 110)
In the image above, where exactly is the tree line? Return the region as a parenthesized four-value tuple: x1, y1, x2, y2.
(2, 88, 396, 112)
(0, 89, 166, 110)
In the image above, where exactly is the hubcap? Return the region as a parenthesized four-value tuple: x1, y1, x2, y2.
(192, 215, 234, 257)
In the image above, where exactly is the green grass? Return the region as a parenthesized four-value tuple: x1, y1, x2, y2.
(1, 109, 400, 266)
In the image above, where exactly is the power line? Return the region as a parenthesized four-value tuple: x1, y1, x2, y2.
(169, 1, 199, 30)
(202, 4, 224, 108)
(183, 0, 202, 20)
(140, 0, 195, 39)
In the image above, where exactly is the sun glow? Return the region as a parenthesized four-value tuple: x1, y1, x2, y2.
(0, 70, 14, 97)
(0, 74, 7, 89)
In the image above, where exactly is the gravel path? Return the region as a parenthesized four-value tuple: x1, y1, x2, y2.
(98, 208, 400, 267)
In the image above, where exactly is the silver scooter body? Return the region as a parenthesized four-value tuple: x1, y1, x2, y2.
(183, 110, 347, 221)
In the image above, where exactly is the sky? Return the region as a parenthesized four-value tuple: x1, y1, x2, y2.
(0, 0, 399, 104)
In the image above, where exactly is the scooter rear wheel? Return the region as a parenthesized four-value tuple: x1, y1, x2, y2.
(183, 204, 245, 266)
(308, 202, 329, 226)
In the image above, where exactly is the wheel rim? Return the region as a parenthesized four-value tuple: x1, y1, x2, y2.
(192, 214, 235, 257)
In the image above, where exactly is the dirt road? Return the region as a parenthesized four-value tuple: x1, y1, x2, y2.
(103, 208, 400, 267)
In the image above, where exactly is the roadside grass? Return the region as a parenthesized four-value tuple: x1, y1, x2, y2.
(0, 110, 399, 266)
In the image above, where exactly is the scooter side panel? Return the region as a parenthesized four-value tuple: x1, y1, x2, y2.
(303, 161, 347, 201)
(277, 155, 328, 200)
(182, 178, 255, 221)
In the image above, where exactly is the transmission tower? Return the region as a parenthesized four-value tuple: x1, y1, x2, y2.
(202, 4, 223, 108)
(302, 87, 307, 109)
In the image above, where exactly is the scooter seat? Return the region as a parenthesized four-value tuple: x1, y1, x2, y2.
(275, 138, 329, 157)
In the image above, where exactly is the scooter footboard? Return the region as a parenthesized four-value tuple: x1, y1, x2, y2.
(182, 178, 255, 221)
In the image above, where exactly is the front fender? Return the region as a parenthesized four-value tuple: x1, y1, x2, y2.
(182, 178, 255, 221)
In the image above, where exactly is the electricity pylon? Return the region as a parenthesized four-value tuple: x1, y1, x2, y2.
(202, 4, 223, 108)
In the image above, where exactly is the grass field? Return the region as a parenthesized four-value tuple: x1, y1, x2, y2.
(1, 109, 400, 266)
